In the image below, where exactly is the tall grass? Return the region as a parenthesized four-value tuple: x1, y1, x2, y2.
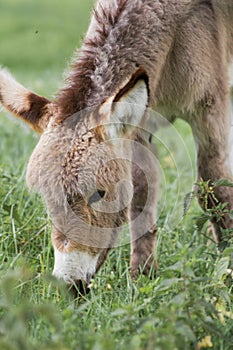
(0, 1, 232, 349)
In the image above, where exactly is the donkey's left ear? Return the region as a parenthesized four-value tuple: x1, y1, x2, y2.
(0, 68, 53, 133)
(99, 69, 149, 139)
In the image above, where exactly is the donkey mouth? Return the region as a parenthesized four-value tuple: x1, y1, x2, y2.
(69, 278, 91, 297)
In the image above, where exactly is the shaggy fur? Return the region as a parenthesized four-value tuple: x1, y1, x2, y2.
(0, 0, 233, 283)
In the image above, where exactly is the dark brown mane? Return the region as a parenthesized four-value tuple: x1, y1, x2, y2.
(56, 0, 127, 122)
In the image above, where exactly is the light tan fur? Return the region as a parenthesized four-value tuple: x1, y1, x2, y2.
(1, 0, 233, 287)
(0, 69, 30, 112)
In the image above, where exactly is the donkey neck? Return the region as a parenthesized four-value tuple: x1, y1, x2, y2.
(56, 0, 180, 121)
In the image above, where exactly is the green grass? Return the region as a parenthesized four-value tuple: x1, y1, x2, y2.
(0, 1, 233, 350)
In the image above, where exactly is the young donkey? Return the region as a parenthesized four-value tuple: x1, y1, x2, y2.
(1, 0, 233, 289)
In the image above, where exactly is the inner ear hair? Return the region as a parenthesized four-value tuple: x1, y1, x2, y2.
(112, 68, 150, 104)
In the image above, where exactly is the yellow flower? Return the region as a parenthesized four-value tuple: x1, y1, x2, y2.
(197, 335, 213, 349)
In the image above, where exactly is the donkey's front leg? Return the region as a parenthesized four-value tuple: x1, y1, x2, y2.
(130, 135, 159, 278)
(192, 94, 233, 242)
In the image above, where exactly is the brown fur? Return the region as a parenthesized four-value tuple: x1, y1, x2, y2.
(1, 0, 233, 284)
(20, 93, 52, 132)
(56, 0, 128, 120)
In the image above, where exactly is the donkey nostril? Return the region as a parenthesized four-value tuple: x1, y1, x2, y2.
(69, 279, 90, 297)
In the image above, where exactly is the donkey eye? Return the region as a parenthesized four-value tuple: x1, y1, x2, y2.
(88, 190, 106, 206)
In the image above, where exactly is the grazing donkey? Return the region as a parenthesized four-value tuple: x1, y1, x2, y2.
(0, 0, 233, 290)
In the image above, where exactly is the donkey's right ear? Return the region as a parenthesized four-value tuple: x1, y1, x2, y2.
(97, 68, 149, 139)
(0, 68, 53, 133)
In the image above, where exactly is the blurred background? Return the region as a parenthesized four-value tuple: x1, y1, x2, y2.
(0, 0, 94, 72)
(0, 0, 94, 168)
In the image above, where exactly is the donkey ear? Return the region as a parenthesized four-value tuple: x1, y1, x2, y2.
(0, 68, 53, 133)
(99, 69, 149, 139)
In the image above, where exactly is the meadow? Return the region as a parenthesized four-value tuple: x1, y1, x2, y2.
(0, 1, 232, 349)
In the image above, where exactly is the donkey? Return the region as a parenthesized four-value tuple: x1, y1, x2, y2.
(0, 0, 233, 290)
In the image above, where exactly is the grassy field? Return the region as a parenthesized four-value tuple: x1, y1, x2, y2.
(0, 1, 232, 349)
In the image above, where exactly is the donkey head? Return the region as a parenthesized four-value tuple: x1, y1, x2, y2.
(0, 68, 149, 290)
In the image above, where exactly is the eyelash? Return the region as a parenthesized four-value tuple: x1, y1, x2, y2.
(88, 190, 106, 206)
